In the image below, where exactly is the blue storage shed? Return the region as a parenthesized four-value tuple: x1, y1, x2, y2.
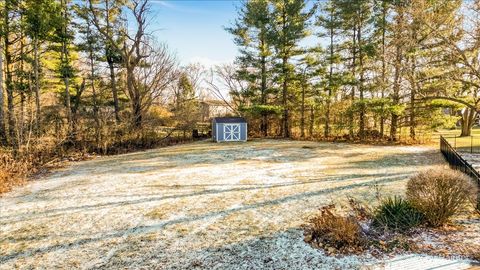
(212, 117, 248, 142)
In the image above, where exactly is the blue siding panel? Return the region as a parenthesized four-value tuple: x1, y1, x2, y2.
(218, 123, 225, 141)
(241, 123, 247, 141)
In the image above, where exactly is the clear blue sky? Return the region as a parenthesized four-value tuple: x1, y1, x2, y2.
(149, 0, 239, 66)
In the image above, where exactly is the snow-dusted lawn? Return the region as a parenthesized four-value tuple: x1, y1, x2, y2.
(0, 139, 453, 269)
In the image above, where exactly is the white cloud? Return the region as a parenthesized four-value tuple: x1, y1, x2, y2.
(150, 0, 175, 8)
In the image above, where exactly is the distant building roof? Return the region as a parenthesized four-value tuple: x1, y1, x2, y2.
(213, 117, 247, 123)
(200, 100, 228, 106)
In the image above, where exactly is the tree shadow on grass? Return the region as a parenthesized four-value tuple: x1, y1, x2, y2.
(0, 172, 410, 264)
(1, 172, 408, 224)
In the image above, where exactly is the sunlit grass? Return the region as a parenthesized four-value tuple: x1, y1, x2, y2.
(433, 128, 480, 153)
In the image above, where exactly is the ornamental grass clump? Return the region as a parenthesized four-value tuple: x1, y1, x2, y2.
(372, 196, 424, 232)
(406, 167, 478, 227)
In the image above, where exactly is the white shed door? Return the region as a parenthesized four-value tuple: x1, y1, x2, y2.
(224, 124, 241, 141)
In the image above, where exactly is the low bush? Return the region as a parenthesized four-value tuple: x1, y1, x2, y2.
(406, 167, 478, 227)
(372, 196, 424, 232)
(0, 152, 30, 194)
(305, 205, 365, 253)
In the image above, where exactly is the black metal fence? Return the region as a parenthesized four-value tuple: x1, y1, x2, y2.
(442, 135, 480, 154)
(440, 136, 480, 209)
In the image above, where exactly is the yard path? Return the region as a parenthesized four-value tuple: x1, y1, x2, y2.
(0, 139, 461, 269)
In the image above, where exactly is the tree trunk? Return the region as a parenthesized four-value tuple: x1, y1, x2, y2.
(90, 45, 100, 145)
(379, 2, 387, 137)
(390, 9, 404, 142)
(281, 55, 289, 138)
(409, 66, 417, 141)
(61, 51, 73, 138)
(460, 108, 476, 137)
(126, 65, 142, 128)
(19, 34, 25, 144)
(0, 39, 7, 145)
(409, 20, 419, 141)
(33, 37, 41, 135)
(19, 91, 25, 145)
(3, 15, 18, 150)
(64, 76, 72, 137)
(358, 20, 365, 140)
(300, 79, 306, 138)
(390, 47, 401, 141)
(61, 0, 73, 139)
(325, 89, 331, 138)
(108, 61, 120, 124)
(349, 25, 357, 139)
(325, 23, 334, 139)
(260, 51, 267, 137)
(309, 105, 314, 138)
(105, 0, 120, 124)
(132, 99, 142, 128)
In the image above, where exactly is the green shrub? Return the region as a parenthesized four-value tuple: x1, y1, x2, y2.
(372, 196, 423, 232)
(406, 168, 478, 227)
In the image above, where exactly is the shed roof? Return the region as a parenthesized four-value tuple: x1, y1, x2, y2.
(213, 117, 247, 123)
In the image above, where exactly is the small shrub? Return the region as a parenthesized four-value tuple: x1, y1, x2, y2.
(305, 205, 365, 253)
(372, 196, 423, 232)
(406, 167, 478, 227)
(0, 152, 29, 194)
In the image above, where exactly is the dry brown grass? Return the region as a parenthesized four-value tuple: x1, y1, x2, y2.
(406, 167, 478, 227)
(304, 205, 365, 254)
(0, 129, 196, 195)
(0, 152, 30, 194)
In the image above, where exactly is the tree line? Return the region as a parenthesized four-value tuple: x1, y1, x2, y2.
(0, 0, 208, 155)
(1, 0, 480, 158)
(226, 0, 480, 140)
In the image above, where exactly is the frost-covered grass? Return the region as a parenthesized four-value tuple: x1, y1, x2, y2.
(0, 139, 461, 269)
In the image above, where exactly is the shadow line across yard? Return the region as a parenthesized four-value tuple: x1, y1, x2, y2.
(1, 171, 410, 263)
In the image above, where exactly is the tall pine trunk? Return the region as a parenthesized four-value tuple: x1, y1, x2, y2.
(3, 8, 18, 150)
(33, 37, 41, 135)
(300, 78, 306, 138)
(90, 51, 100, 144)
(390, 43, 402, 141)
(309, 105, 314, 138)
(0, 39, 7, 145)
(260, 50, 268, 137)
(61, 52, 73, 138)
(409, 55, 417, 140)
(108, 60, 120, 124)
(390, 8, 404, 141)
(281, 55, 289, 138)
(105, 0, 120, 124)
(61, 0, 73, 139)
(19, 34, 25, 144)
(379, 2, 387, 137)
(408, 22, 419, 141)
(349, 26, 357, 139)
(358, 20, 365, 140)
(325, 23, 334, 139)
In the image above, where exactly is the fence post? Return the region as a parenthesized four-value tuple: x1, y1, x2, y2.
(471, 136, 473, 153)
